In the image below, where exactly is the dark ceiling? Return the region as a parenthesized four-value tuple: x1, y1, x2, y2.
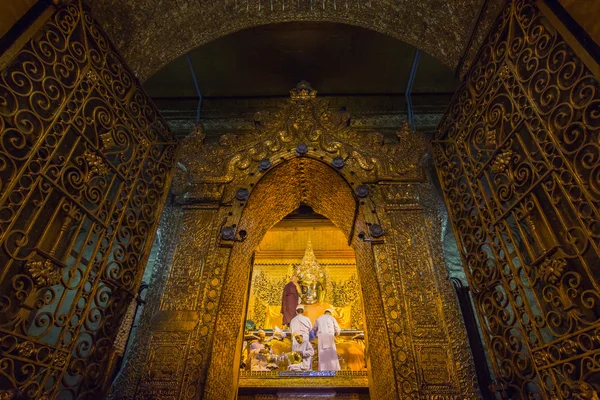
(143, 22, 459, 99)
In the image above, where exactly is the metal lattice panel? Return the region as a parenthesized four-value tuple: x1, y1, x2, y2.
(0, 4, 178, 398)
(434, 1, 600, 398)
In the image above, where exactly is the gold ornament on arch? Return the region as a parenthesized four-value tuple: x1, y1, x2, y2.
(174, 81, 428, 196)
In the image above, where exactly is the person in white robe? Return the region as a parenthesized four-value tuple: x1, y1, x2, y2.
(249, 330, 270, 371)
(287, 332, 314, 371)
(289, 304, 312, 351)
(249, 330, 266, 351)
(312, 308, 341, 371)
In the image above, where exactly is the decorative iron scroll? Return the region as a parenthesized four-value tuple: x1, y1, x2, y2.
(434, 0, 600, 398)
(0, 3, 178, 399)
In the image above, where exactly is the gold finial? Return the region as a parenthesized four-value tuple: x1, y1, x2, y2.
(296, 239, 323, 283)
(396, 121, 413, 141)
(290, 81, 317, 101)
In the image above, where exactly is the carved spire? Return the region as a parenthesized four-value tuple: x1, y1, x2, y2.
(296, 239, 324, 282)
(290, 81, 317, 101)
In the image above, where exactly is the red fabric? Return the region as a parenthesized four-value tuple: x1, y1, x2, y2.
(281, 281, 299, 325)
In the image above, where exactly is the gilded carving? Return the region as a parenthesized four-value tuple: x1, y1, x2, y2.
(138, 331, 191, 398)
(88, 0, 506, 82)
(118, 87, 475, 399)
(24, 259, 61, 288)
(160, 209, 216, 311)
(489, 149, 512, 174)
(387, 209, 464, 395)
(419, 347, 450, 385)
(16, 341, 36, 358)
(238, 370, 368, 388)
(174, 82, 427, 194)
(538, 257, 567, 284)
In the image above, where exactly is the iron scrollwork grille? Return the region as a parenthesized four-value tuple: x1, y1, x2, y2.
(434, 0, 600, 398)
(0, 3, 178, 399)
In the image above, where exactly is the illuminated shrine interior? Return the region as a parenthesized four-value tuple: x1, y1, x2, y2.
(243, 206, 366, 373)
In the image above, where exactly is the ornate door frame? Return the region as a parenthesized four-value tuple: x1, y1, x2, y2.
(114, 83, 478, 399)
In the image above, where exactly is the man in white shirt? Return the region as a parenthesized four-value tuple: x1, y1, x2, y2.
(289, 304, 312, 351)
(287, 331, 314, 371)
(312, 308, 341, 371)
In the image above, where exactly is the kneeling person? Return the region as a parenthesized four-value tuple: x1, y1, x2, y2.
(287, 331, 314, 371)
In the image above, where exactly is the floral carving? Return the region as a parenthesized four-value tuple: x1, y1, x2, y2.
(25, 259, 61, 288)
(499, 64, 511, 80)
(83, 151, 109, 181)
(16, 342, 35, 357)
(52, 351, 69, 368)
(539, 258, 566, 284)
(490, 150, 512, 173)
(177, 82, 427, 188)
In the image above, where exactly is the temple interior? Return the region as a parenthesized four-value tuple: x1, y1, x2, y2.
(242, 206, 366, 373)
(0, 1, 599, 400)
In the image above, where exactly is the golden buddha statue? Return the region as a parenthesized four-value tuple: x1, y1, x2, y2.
(295, 239, 326, 305)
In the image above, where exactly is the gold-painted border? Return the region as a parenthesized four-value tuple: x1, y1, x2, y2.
(238, 372, 369, 388)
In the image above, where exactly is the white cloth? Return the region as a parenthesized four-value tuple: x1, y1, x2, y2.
(287, 340, 314, 371)
(250, 348, 270, 371)
(289, 314, 312, 351)
(249, 341, 264, 352)
(313, 314, 341, 371)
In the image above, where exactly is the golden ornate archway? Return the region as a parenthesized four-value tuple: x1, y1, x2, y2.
(204, 157, 395, 398)
(113, 82, 479, 399)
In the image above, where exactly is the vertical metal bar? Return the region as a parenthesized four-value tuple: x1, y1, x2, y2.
(405, 49, 421, 130)
(186, 53, 203, 123)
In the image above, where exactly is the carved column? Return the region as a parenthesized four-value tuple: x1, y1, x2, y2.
(372, 182, 480, 398)
(135, 203, 225, 399)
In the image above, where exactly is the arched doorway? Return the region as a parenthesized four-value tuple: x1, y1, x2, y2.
(1, 1, 598, 399)
(112, 82, 478, 399)
(203, 156, 395, 398)
(87, 0, 506, 81)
